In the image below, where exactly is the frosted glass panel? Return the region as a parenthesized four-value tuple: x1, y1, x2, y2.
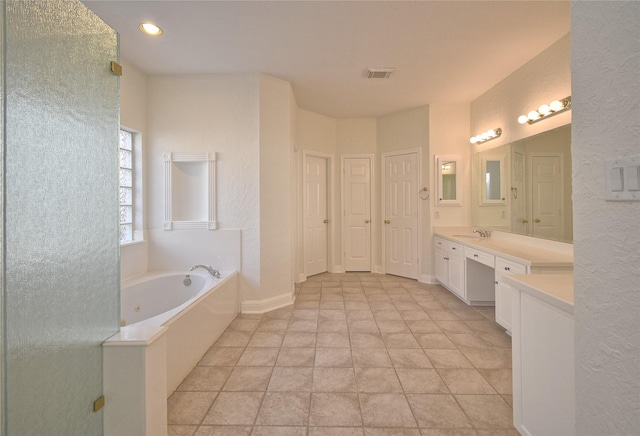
(2, 1, 119, 434)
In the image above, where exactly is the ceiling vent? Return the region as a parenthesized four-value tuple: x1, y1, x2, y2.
(366, 68, 396, 79)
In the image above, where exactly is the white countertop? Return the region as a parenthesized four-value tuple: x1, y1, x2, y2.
(434, 227, 573, 268)
(503, 273, 574, 315)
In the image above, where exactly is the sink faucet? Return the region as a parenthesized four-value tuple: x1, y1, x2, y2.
(189, 265, 221, 278)
(473, 229, 490, 238)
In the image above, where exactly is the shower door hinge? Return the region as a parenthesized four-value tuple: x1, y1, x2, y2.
(110, 61, 123, 76)
(93, 395, 105, 412)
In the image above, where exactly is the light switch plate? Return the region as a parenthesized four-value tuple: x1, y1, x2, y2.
(605, 154, 640, 201)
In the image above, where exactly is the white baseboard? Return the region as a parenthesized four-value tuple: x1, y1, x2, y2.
(419, 274, 438, 285)
(241, 292, 294, 314)
(373, 265, 385, 274)
(332, 265, 345, 274)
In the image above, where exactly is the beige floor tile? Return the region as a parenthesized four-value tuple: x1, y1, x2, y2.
(193, 425, 252, 436)
(382, 333, 421, 349)
(199, 347, 243, 366)
(236, 347, 279, 366)
(425, 310, 459, 321)
(177, 366, 232, 392)
(399, 310, 432, 321)
(310, 427, 364, 436)
(320, 301, 346, 310)
(264, 307, 294, 320)
(414, 333, 456, 349)
(347, 310, 376, 321)
(247, 331, 285, 347)
(475, 430, 519, 436)
(287, 319, 319, 332)
(202, 391, 263, 425)
(348, 319, 381, 332)
(396, 369, 449, 394)
(168, 425, 197, 436)
(309, 392, 363, 426)
(276, 347, 316, 367)
(222, 366, 273, 391)
(365, 429, 421, 436)
(434, 320, 475, 334)
(501, 394, 513, 407)
(359, 393, 417, 428)
(319, 309, 347, 320)
(451, 309, 487, 321)
(437, 369, 496, 394)
(295, 300, 321, 309)
(318, 318, 349, 332)
(251, 427, 307, 436)
(350, 332, 386, 348)
(268, 367, 313, 392)
(455, 395, 514, 429)
(256, 318, 289, 331)
(388, 349, 433, 368)
(226, 318, 261, 332)
(282, 331, 317, 347)
(406, 320, 442, 334)
(377, 320, 411, 333)
(446, 334, 491, 349)
(406, 394, 472, 429)
(369, 301, 397, 311)
(256, 392, 311, 426)
(352, 348, 393, 368)
(317, 331, 350, 347)
(458, 348, 512, 369)
(476, 368, 512, 395)
(373, 309, 404, 320)
(477, 332, 512, 349)
(315, 347, 353, 367)
(424, 349, 473, 369)
(291, 309, 319, 320)
(464, 320, 505, 335)
(393, 302, 423, 312)
(355, 367, 403, 393)
(312, 367, 357, 392)
(215, 331, 252, 347)
(419, 430, 478, 436)
(168, 391, 217, 425)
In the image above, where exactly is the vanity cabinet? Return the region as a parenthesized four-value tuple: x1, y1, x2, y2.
(494, 257, 527, 333)
(434, 237, 465, 300)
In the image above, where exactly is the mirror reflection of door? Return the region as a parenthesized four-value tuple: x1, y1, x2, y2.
(511, 150, 527, 235)
(485, 160, 502, 200)
(441, 161, 456, 201)
(531, 154, 563, 241)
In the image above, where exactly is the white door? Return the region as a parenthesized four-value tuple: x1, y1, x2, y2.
(531, 155, 563, 240)
(344, 158, 371, 271)
(511, 150, 527, 235)
(384, 152, 418, 279)
(304, 155, 328, 276)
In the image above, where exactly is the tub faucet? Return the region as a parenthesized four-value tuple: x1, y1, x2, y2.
(189, 265, 221, 278)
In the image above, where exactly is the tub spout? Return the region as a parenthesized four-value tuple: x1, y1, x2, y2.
(189, 265, 221, 278)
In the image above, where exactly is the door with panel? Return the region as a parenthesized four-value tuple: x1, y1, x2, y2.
(344, 157, 372, 271)
(531, 154, 563, 240)
(304, 155, 328, 277)
(384, 152, 418, 279)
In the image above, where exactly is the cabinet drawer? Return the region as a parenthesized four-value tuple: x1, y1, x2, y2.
(448, 242, 464, 257)
(464, 247, 494, 267)
(434, 237, 447, 250)
(495, 257, 527, 275)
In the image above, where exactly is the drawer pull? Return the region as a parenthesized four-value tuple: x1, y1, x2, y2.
(452, 247, 456, 250)
(504, 266, 511, 271)
(473, 254, 478, 258)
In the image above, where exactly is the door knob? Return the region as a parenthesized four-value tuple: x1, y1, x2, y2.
(534, 218, 541, 223)
(384, 219, 391, 224)
(365, 220, 370, 223)
(323, 219, 329, 224)
(522, 219, 529, 224)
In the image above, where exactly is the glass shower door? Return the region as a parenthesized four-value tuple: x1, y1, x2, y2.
(1, 0, 120, 434)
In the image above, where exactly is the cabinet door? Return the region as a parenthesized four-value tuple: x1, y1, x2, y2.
(495, 278, 513, 332)
(434, 246, 448, 285)
(448, 254, 465, 299)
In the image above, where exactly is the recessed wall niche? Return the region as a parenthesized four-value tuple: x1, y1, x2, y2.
(164, 152, 217, 230)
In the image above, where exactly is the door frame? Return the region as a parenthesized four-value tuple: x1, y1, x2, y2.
(341, 154, 376, 272)
(302, 150, 335, 280)
(380, 148, 423, 279)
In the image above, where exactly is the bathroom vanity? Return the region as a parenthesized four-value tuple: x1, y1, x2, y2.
(433, 227, 573, 333)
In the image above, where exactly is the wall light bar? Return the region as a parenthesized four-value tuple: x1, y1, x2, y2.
(518, 96, 571, 125)
(470, 127, 502, 145)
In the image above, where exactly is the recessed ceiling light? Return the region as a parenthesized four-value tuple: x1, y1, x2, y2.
(139, 22, 163, 36)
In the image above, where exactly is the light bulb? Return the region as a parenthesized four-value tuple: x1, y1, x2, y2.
(139, 22, 163, 36)
(549, 100, 563, 112)
(470, 137, 477, 144)
(487, 129, 496, 137)
(528, 110, 540, 121)
(518, 115, 529, 124)
(538, 104, 551, 115)
(481, 132, 489, 140)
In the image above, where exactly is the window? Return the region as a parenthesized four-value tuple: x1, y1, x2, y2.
(119, 129, 134, 242)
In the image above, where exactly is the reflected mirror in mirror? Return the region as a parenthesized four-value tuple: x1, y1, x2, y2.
(436, 155, 462, 206)
(442, 161, 456, 200)
(472, 124, 572, 243)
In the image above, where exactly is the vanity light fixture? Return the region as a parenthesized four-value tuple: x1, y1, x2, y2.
(470, 127, 502, 145)
(139, 22, 163, 36)
(518, 96, 571, 125)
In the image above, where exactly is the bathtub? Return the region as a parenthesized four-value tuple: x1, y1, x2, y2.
(104, 269, 239, 436)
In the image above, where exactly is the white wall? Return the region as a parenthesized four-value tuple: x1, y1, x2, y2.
(572, 2, 640, 434)
(120, 59, 149, 280)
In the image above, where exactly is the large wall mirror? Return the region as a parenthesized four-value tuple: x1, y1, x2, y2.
(471, 124, 572, 243)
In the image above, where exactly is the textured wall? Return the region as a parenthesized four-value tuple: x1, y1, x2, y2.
(572, 2, 640, 433)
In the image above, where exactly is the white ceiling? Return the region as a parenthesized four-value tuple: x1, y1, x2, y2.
(84, 1, 570, 119)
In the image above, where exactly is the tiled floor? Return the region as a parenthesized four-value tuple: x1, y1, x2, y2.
(168, 273, 518, 436)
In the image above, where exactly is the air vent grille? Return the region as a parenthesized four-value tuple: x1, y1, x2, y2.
(366, 68, 396, 79)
